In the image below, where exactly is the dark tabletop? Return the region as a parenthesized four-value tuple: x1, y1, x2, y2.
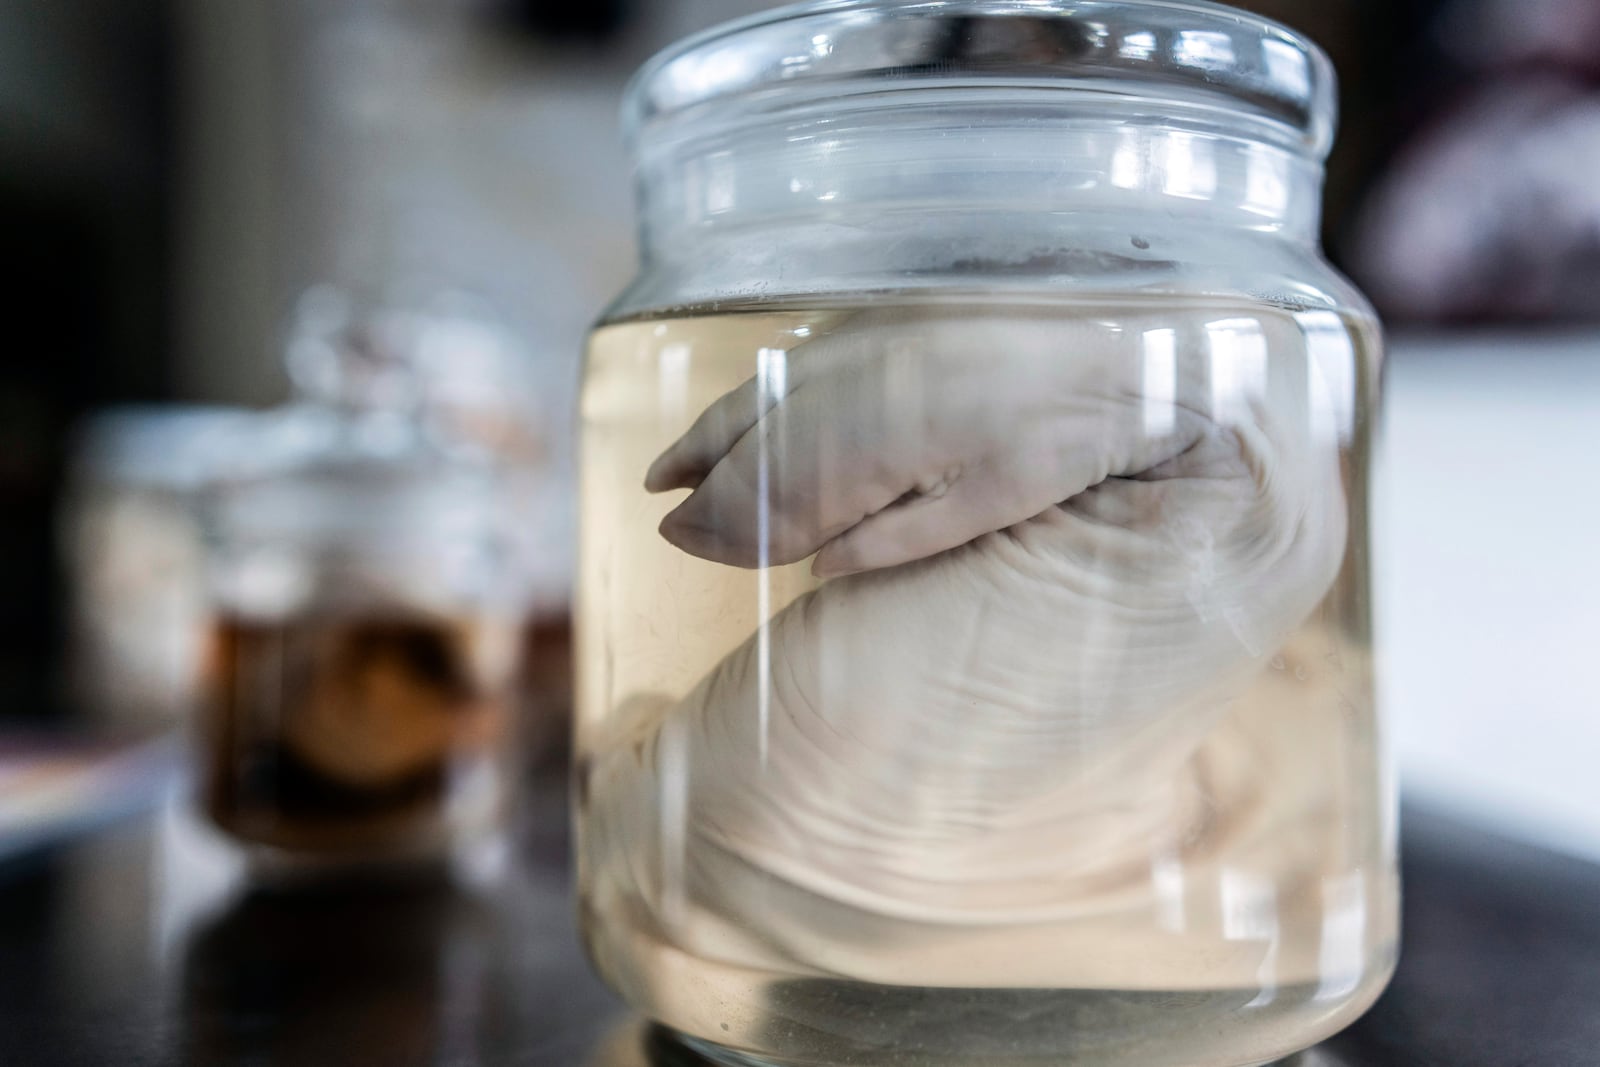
(2, 782, 1598, 1067)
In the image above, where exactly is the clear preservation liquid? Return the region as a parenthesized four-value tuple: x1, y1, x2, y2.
(575, 294, 1397, 1067)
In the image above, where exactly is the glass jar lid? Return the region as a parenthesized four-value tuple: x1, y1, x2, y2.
(625, 0, 1335, 156)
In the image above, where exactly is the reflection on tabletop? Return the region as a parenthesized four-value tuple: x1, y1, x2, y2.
(132, 776, 613, 1067)
(6, 741, 1597, 1066)
(154, 784, 1378, 1067)
(182, 874, 494, 1064)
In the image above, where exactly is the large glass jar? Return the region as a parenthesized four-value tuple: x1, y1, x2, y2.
(575, 3, 1396, 1065)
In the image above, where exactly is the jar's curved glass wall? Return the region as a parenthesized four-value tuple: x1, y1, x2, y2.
(575, 3, 1397, 1066)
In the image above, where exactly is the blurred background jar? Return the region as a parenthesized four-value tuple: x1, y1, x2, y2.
(61, 407, 261, 739)
(195, 288, 540, 873)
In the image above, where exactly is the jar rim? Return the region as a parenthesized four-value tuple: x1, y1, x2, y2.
(623, 0, 1337, 157)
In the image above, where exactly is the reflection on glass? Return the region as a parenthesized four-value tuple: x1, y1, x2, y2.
(1118, 29, 1157, 60)
(1162, 130, 1220, 200)
(1176, 29, 1238, 69)
(1243, 144, 1294, 220)
(1262, 38, 1313, 98)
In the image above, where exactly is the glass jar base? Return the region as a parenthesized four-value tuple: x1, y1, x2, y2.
(631, 970, 1381, 1067)
(592, 913, 1394, 1067)
(667, 1028, 1352, 1067)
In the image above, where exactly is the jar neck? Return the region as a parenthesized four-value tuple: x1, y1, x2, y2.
(636, 107, 1325, 264)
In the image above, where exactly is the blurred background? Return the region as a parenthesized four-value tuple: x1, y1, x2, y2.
(2, 0, 1597, 862)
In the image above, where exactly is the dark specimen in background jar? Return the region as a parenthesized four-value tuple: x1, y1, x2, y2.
(201, 612, 519, 855)
(194, 288, 539, 873)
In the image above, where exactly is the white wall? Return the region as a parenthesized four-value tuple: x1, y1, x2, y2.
(1380, 331, 1600, 860)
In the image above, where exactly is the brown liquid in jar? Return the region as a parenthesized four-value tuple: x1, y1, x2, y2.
(200, 614, 510, 855)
